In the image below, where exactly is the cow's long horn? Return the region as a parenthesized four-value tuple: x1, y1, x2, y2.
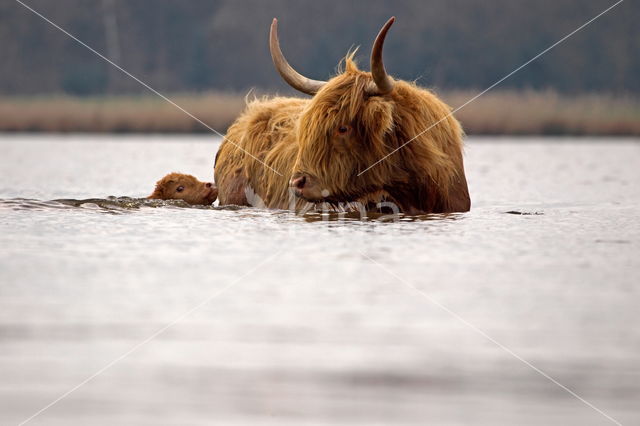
(368, 17, 395, 95)
(270, 18, 326, 96)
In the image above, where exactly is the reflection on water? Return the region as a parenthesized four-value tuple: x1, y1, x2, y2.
(1, 134, 639, 426)
(0, 197, 223, 213)
(0, 197, 464, 222)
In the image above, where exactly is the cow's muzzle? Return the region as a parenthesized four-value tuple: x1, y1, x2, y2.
(289, 172, 326, 201)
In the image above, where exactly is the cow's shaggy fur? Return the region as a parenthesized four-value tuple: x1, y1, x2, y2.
(215, 56, 470, 214)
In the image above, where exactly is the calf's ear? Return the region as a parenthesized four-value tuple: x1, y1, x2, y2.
(148, 185, 163, 199)
(148, 178, 174, 199)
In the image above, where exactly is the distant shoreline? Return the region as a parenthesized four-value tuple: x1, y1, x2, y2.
(1, 90, 638, 136)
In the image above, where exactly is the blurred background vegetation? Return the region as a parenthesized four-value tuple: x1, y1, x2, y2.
(1, 0, 638, 134)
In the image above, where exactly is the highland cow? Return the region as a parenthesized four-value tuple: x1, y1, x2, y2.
(215, 17, 470, 214)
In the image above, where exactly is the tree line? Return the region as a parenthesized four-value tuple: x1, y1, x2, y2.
(1, 0, 637, 96)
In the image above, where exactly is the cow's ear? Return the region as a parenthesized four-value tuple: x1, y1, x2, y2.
(362, 96, 394, 137)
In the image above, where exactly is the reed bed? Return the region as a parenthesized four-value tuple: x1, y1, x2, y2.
(447, 90, 640, 136)
(0, 92, 245, 134)
(0, 90, 638, 135)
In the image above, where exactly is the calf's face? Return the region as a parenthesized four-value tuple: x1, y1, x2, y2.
(149, 173, 218, 205)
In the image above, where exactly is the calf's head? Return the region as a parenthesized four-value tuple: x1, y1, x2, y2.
(149, 173, 218, 205)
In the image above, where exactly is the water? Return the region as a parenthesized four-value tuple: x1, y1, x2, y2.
(1, 134, 639, 426)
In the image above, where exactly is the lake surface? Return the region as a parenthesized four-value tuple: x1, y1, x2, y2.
(1, 134, 639, 426)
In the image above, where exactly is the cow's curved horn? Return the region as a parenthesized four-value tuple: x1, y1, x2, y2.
(367, 17, 395, 95)
(270, 18, 326, 96)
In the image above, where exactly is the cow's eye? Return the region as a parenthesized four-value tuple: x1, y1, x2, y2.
(176, 186, 185, 193)
(337, 125, 351, 135)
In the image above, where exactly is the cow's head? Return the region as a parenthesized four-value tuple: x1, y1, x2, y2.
(271, 17, 461, 206)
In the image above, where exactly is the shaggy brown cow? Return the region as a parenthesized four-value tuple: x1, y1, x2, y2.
(215, 17, 470, 214)
(148, 173, 218, 205)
